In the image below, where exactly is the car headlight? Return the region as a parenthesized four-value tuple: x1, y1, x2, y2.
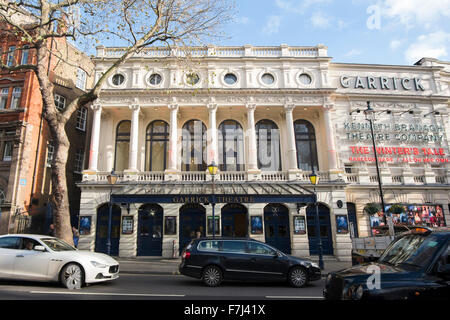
(311, 262, 320, 269)
(355, 285, 364, 300)
(91, 261, 108, 268)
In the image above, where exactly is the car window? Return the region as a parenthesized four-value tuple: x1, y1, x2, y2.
(198, 241, 220, 252)
(379, 234, 443, 269)
(247, 242, 276, 255)
(41, 238, 76, 251)
(20, 238, 41, 250)
(221, 241, 246, 254)
(0, 237, 21, 249)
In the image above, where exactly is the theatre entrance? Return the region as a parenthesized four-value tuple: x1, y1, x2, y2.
(264, 204, 291, 254)
(95, 204, 121, 256)
(137, 204, 163, 256)
(179, 204, 206, 254)
(221, 204, 248, 237)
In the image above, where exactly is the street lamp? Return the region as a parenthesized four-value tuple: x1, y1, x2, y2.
(106, 170, 118, 256)
(309, 171, 324, 270)
(207, 161, 219, 239)
(364, 102, 388, 229)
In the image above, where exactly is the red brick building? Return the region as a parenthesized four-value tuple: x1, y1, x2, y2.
(0, 23, 94, 234)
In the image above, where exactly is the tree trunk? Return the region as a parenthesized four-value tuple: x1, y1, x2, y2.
(35, 42, 73, 245)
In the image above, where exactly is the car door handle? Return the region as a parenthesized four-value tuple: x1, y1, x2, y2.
(16, 255, 24, 258)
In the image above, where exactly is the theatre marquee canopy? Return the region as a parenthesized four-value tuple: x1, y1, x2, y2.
(110, 182, 317, 205)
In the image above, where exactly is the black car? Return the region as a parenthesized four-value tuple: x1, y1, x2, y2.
(179, 237, 321, 287)
(324, 227, 450, 300)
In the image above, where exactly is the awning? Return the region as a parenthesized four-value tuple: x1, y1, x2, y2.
(111, 182, 316, 205)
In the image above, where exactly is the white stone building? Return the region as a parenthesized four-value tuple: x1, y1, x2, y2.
(78, 45, 450, 261)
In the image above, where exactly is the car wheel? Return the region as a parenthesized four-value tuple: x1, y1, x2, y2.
(288, 267, 308, 288)
(60, 263, 84, 290)
(202, 265, 223, 287)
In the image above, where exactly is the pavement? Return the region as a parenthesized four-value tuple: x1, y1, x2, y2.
(116, 257, 353, 277)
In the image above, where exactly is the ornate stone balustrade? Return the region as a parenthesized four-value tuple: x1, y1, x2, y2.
(82, 169, 448, 186)
(96, 45, 324, 59)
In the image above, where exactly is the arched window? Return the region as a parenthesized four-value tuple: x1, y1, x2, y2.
(294, 120, 319, 171)
(145, 120, 169, 171)
(256, 120, 281, 171)
(182, 120, 207, 171)
(218, 120, 244, 171)
(114, 120, 131, 171)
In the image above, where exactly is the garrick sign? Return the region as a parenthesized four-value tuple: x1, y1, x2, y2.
(340, 75, 425, 91)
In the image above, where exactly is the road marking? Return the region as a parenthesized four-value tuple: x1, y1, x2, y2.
(265, 296, 324, 300)
(30, 291, 185, 297)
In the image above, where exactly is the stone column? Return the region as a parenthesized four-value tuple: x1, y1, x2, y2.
(88, 103, 102, 171)
(246, 102, 259, 177)
(165, 103, 180, 181)
(323, 104, 339, 174)
(284, 104, 299, 180)
(127, 102, 140, 172)
(207, 102, 219, 167)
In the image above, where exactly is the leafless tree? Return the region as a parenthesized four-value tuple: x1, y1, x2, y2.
(0, 0, 234, 245)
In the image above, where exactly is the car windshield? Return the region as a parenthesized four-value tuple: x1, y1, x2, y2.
(379, 234, 442, 269)
(41, 238, 76, 252)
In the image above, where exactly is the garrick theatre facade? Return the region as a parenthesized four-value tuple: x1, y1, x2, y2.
(78, 45, 450, 261)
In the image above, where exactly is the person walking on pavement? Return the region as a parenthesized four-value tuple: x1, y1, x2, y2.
(72, 226, 80, 248)
(48, 224, 55, 237)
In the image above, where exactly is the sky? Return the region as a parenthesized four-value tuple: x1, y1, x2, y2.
(218, 0, 450, 66)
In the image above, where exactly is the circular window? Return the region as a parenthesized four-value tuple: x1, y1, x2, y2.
(112, 74, 125, 86)
(299, 73, 312, 85)
(149, 73, 162, 86)
(186, 73, 200, 86)
(224, 73, 237, 85)
(261, 73, 275, 85)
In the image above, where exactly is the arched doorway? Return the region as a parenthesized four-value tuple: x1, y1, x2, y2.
(264, 204, 291, 254)
(137, 204, 163, 256)
(306, 204, 334, 255)
(95, 203, 121, 256)
(179, 204, 206, 254)
(221, 204, 248, 237)
(347, 202, 359, 238)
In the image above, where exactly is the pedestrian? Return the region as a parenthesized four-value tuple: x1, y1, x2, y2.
(48, 224, 55, 237)
(72, 226, 80, 248)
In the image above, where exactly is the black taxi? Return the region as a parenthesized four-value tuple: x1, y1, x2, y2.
(324, 227, 450, 300)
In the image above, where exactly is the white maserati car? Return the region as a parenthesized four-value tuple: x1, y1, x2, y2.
(0, 234, 119, 289)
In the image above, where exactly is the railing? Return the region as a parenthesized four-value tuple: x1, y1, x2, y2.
(436, 176, 447, 184)
(391, 176, 403, 184)
(181, 172, 206, 182)
(345, 174, 359, 183)
(261, 172, 288, 181)
(97, 45, 323, 59)
(137, 172, 164, 182)
(83, 170, 449, 186)
(218, 172, 246, 182)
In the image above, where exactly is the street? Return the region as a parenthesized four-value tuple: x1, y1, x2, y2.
(0, 273, 325, 300)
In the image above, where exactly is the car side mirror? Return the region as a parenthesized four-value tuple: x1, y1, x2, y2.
(436, 256, 450, 276)
(274, 251, 283, 259)
(34, 245, 46, 252)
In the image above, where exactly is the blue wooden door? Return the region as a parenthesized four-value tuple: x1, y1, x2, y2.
(137, 205, 163, 256)
(179, 204, 206, 254)
(222, 204, 248, 238)
(264, 204, 291, 254)
(306, 204, 334, 255)
(95, 204, 121, 256)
